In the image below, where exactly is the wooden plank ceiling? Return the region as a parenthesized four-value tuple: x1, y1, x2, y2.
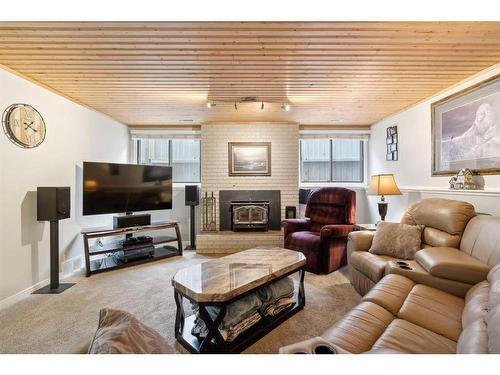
(0, 22, 499, 127)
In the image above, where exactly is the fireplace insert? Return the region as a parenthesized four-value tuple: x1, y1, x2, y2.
(230, 200, 270, 231)
(219, 190, 280, 231)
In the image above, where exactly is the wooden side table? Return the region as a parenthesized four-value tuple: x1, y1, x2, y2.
(354, 223, 377, 231)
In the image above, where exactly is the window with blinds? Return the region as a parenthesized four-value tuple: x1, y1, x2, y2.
(300, 139, 364, 183)
(137, 139, 200, 183)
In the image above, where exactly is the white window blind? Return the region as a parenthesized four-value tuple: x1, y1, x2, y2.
(299, 129, 368, 183)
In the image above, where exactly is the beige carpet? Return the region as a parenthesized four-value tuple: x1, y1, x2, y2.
(0, 250, 360, 354)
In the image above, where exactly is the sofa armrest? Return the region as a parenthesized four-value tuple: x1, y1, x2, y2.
(347, 230, 374, 262)
(281, 218, 311, 238)
(347, 230, 374, 252)
(279, 336, 350, 354)
(415, 247, 491, 285)
(320, 224, 356, 241)
(363, 348, 404, 354)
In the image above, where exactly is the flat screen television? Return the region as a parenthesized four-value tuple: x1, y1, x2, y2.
(83, 161, 172, 216)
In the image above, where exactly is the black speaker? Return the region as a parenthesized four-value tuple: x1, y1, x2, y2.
(37, 187, 71, 221)
(299, 188, 311, 205)
(185, 185, 199, 206)
(34, 186, 74, 294)
(113, 214, 151, 229)
(184, 185, 199, 250)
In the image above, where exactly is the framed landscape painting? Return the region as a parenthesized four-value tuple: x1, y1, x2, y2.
(228, 142, 271, 176)
(432, 74, 500, 176)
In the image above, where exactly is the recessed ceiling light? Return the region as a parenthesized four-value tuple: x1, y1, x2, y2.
(206, 102, 216, 109)
(281, 103, 291, 111)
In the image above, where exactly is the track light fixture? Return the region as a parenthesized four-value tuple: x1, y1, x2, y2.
(206, 99, 289, 112)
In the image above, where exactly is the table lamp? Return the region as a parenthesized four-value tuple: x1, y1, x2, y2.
(367, 174, 401, 221)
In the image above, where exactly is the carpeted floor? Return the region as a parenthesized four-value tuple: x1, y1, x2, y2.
(0, 250, 360, 354)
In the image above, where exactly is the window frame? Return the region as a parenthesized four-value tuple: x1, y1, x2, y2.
(136, 138, 201, 183)
(299, 138, 366, 185)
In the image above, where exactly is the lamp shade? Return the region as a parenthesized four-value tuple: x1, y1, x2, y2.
(367, 174, 401, 196)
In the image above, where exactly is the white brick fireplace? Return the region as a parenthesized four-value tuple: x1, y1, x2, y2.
(197, 123, 299, 253)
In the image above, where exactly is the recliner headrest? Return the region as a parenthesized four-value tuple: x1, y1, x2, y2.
(401, 198, 476, 235)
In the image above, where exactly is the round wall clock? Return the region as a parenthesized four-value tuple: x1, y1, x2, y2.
(2, 104, 46, 148)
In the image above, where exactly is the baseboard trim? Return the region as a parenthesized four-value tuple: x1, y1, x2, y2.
(62, 255, 84, 277)
(0, 246, 187, 311)
(0, 267, 84, 311)
(0, 279, 49, 310)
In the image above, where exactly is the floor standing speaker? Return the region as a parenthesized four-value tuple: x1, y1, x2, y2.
(33, 187, 75, 294)
(298, 188, 311, 218)
(185, 185, 200, 206)
(299, 188, 311, 205)
(185, 185, 199, 250)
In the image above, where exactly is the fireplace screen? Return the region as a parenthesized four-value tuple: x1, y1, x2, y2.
(234, 205, 268, 224)
(231, 201, 269, 231)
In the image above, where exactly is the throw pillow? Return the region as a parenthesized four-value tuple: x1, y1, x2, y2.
(369, 221, 422, 260)
(88, 308, 175, 354)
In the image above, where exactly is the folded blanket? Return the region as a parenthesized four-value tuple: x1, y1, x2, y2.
(189, 277, 296, 341)
(191, 311, 261, 342)
(262, 296, 296, 316)
(221, 311, 261, 342)
(207, 292, 262, 329)
(190, 291, 262, 338)
(258, 277, 295, 310)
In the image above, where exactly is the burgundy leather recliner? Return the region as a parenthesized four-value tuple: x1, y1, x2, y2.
(282, 187, 356, 274)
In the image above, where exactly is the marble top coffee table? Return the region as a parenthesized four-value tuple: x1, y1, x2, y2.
(171, 247, 306, 353)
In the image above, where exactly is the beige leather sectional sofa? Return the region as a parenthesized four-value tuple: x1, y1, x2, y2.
(348, 198, 499, 297)
(280, 198, 500, 354)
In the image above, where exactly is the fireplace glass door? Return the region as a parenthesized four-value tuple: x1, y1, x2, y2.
(232, 203, 269, 231)
(234, 205, 268, 224)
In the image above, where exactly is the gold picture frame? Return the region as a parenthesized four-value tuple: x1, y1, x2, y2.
(228, 142, 271, 176)
(431, 73, 500, 176)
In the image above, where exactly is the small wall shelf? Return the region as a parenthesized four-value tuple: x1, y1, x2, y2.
(398, 186, 500, 198)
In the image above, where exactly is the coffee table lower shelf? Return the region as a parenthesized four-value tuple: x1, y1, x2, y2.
(177, 298, 304, 354)
(174, 266, 305, 354)
(171, 248, 306, 354)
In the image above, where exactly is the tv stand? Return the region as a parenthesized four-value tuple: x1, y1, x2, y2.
(82, 220, 182, 277)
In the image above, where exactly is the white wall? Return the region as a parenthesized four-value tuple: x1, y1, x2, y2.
(368, 64, 500, 222)
(0, 68, 129, 304)
(148, 185, 199, 240)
